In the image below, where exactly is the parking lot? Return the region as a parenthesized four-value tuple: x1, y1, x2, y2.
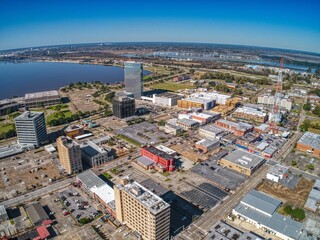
(283, 151, 320, 176)
(191, 157, 247, 190)
(180, 182, 228, 211)
(58, 187, 100, 222)
(115, 122, 169, 146)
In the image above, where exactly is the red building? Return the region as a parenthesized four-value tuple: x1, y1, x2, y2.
(141, 146, 175, 172)
(215, 119, 253, 136)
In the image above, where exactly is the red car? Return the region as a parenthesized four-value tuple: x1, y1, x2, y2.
(63, 211, 70, 216)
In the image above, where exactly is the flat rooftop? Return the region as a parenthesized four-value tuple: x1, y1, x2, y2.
(65, 125, 83, 132)
(177, 118, 199, 126)
(196, 138, 219, 148)
(217, 119, 253, 130)
(0, 144, 24, 159)
(25, 90, 59, 100)
(60, 136, 79, 148)
(77, 170, 105, 189)
(234, 107, 267, 117)
(14, 111, 43, 121)
(80, 141, 109, 157)
(143, 146, 173, 161)
(119, 181, 170, 215)
(234, 190, 303, 240)
(156, 92, 183, 99)
(139, 179, 170, 197)
(267, 164, 288, 177)
(90, 184, 114, 205)
(155, 145, 176, 155)
(223, 150, 264, 169)
(298, 131, 320, 150)
(200, 124, 225, 134)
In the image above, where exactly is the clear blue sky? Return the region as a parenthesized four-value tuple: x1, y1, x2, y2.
(0, 0, 319, 52)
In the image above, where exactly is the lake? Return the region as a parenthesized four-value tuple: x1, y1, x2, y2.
(0, 62, 149, 99)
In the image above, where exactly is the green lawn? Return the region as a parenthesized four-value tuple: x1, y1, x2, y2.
(151, 82, 195, 91)
(0, 124, 15, 133)
(47, 110, 73, 122)
(48, 104, 69, 111)
(308, 128, 320, 134)
(278, 205, 305, 221)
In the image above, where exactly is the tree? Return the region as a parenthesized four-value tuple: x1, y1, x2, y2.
(157, 120, 166, 126)
(303, 102, 311, 111)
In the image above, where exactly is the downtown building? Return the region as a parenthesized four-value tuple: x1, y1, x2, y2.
(112, 92, 135, 119)
(124, 62, 143, 100)
(114, 178, 170, 240)
(24, 90, 61, 108)
(80, 141, 115, 168)
(257, 94, 292, 111)
(14, 111, 47, 147)
(232, 106, 268, 123)
(56, 136, 83, 174)
(140, 146, 175, 172)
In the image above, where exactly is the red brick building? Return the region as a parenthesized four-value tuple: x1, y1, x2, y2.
(141, 146, 175, 172)
(215, 119, 253, 137)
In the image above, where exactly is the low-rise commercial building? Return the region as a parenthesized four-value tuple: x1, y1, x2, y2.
(25, 203, 49, 226)
(296, 131, 320, 157)
(0, 205, 8, 222)
(219, 150, 265, 176)
(56, 136, 83, 174)
(191, 112, 219, 124)
(64, 125, 85, 139)
(216, 119, 253, 136)
(76, 170, 115, 216)
(178, 97, 215, 110)
(266, 164, 289, 182)
(80, 141, 114, 168)
(141, 146, 175, 172)
(152, 92, 183, 106)
(159, 123, 183, 135)
(198, 124, 225, 140)
(24, 90, 61, 108)
(114, 179, 170, 240)
(176, 118, 200, 130)
(233, 106, 268, 123)
(232, 190, 303, 240)
(304, 179, 320, 213)
(195, 138, 220, 153)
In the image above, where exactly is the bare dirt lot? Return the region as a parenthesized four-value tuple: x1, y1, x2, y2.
(256, 177, 313, 207)
(63, 88, 101, 113)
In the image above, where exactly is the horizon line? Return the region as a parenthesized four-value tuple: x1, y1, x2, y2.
(1, 41, 320, 55)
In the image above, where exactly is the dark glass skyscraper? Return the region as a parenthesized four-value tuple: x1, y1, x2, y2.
(124, 61, 143, 100)
(112, 92, 135, 119)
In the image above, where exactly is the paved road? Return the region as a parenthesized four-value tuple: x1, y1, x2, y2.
(1, 177, 74, 208)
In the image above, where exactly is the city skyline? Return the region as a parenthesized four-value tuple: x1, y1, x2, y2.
(0, 0, 319, 53)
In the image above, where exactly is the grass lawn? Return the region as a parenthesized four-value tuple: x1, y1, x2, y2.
(8, 112, 21, 119)
(308, 128, 320, 134)
(48, 104, 69, 111)
(110, 168, 120, 175)
(151, 82, 195, 91)
(102, 172, 113, 179)
(47, 110, 73, 122)
(118, 134, 142, 147)
(278, 205, 305, 221)
(0, 123, 15, 133)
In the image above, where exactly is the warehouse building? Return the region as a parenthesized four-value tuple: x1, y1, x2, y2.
(304, 179, 320, 213)
(232, 190, 303, 240)
(25, 203, 49, 226)
(152, 92, 183, 106)
(216, 119, 253, 136)
(176, 118, 200, 130)
(24, 90, 61, 108)
(219, 150, 265, 176)
(198, 124, 225, 140)
(296, 131, 320, 157)
(80, 141, 115, 168)
(233, 106, 268, 123)
(195, 138, 220, 153)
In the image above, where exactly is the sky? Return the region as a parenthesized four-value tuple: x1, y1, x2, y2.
(0, 0, 319, 52)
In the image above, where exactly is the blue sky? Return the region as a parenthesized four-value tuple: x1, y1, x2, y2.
(0, 0, 319, 52)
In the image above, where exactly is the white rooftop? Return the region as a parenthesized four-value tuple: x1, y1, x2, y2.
(90, 184, 115, 205)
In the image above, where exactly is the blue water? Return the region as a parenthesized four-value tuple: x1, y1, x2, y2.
(0, 62, 149, 99)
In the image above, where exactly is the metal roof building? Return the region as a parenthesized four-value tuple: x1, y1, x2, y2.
(297, 131, 320, 150)
(304, 179, 320, 212)
(233, 190, 303, 240)
(76, 169, 105, 190)
(25, 203, 49, 226)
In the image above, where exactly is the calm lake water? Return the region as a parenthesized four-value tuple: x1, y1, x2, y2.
(0, 62, 149, 99)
